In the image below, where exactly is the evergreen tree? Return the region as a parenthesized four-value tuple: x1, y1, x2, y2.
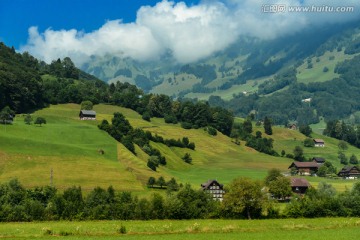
(264, 116, 273, 135)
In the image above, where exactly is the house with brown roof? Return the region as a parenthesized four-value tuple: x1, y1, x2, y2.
(291, 178, 310, 194)
(338, 166, 360, 179)
(289, 161, 319, 176)
(201, 180, 225, 201)
(313, 139, 325, 147)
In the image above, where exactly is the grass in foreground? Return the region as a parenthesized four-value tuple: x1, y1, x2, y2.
(0, 218, 359, 239)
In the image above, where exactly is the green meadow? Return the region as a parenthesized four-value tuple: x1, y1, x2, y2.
(296, 51, 358, 84)
(0, 103, 358, 193)
(0, 218, 359, 239)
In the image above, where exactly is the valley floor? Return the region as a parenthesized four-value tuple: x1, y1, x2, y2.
(0, 218, 359, 239)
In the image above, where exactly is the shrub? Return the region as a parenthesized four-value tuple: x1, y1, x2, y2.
(164, 114, 178, 124)
(304, 138, 315, 147)
(182, 153, 192, 164)
(142, 112, 151, 122)
(118, 225, 127, 234)
(181, 122, 193, 129)
(207, 127, 217, 136)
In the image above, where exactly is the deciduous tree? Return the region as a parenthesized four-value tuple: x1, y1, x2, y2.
(223, 177, 267, 219)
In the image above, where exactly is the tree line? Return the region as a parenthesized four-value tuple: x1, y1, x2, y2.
(2, 172, 360, 222)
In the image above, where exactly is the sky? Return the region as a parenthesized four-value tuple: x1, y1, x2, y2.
(1, 0, 359, 66)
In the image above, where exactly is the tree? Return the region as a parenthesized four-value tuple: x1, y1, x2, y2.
(350, 154, 359, 165)
(303, 137, 315, 147)
(338, 140, 348, 151)
(243, 118, 253, 135)
(182, 153, 192, 164)
(264, 168, 282, 186)
(293, 146, 305, 161)
(24, 114, 33, 125)
(157, 176, 166, 189)
(80, 100, 93, 110)
(264, 116, 272, 135)
(338, 151, 348, 165)
(147, 177, 156, 187)
(299, 125, 312, 137)
(223, 177, 267, 219)
(34, 117, 46, 126)
(167, 178, 179, 192)
(147, 156, 159, 171)
(268, 176, 292, 200)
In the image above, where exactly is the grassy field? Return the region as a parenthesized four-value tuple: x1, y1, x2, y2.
(0, 103, 359, 194)
(0, 104, 291, 192)
(0, 218, 359, 239)
(296, 51, 357, 84)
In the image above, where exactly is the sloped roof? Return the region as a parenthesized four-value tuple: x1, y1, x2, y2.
(338, 165, 360, 174)
(80, 110, 96, 115)
(201, 179, 223, 190)
(312, 157, 325, 163)
(313, 139, 325, 143)
(289, 161, 319, 169)
(291, 178, 310, 187)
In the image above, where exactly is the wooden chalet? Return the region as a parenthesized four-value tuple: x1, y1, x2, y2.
(312, 157, 325, 164)
(79, 110, 96, 120)
(289, 161, 319, 175)
(290, 178, 310, 194)
(313, 139, 325, 147)
(338, 166, 360, 179)
(201, 180, 225, 201)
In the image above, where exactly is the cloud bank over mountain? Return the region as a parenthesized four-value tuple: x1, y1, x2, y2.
(21, 0, 360, 65)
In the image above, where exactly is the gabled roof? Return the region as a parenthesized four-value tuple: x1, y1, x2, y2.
(312, 157, 325, 163)
(313, 139, 325, 144)
(290, 178, 310, 187)
(338, 165, 360, 174)
(201, 179, 223, 190)
(289, 161, 319, 169)
(80, 110, 96, 115)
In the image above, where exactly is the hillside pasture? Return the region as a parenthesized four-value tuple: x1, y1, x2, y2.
(0, 103, 358, 193)
(0, 104, 291, 191)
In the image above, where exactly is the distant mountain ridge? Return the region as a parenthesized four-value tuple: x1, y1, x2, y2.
(80, 21, 360, 125)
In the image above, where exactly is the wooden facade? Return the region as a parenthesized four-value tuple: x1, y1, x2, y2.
(201, 180, 225, 201)
(338, 166, 360, 179)
(289, 161, 319, 176)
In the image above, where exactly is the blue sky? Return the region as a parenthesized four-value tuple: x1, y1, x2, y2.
(0, 0, 199, 48)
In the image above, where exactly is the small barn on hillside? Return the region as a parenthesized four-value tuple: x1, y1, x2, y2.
(79, 110, 96, 120)
(201, 179, 225, 201)
(338, 166, 360, 179)
(313, 139, 325, 147)
(291, 178, 310, 194)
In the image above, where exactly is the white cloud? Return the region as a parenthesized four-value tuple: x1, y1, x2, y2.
(21, 0, 360, 66)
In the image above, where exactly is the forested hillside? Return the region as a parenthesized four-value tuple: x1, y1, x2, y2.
(80, 21, 360, 126)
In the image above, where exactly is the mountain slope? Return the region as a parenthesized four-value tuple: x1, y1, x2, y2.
(1, 104, 359, 192)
